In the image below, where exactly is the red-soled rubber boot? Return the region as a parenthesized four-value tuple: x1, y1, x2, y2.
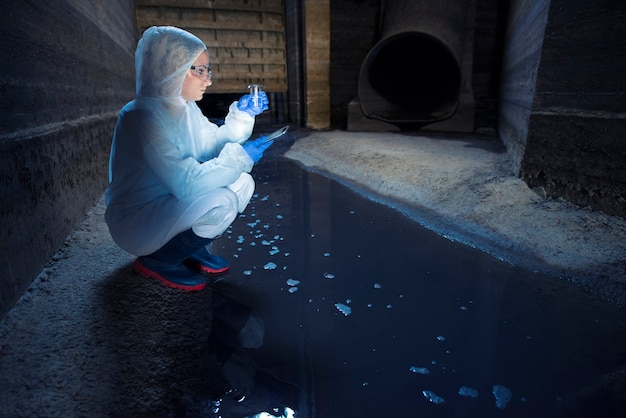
(133, 228, 211, 291)
(186, 246, 230, 274)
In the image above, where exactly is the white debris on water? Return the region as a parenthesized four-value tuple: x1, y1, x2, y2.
(422, 390, 445, 404)
(458, 386, 479, 398)
(335, 303, 351, 316)
(323, 273, 335, 279)
(285, 278, 299, 293)
(264, 262, 277, 270)
(409, 366, 430, 375)
(493, 385, 512, 409)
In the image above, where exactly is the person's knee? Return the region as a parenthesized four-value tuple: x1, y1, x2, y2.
(228, 172, 255, 212)
(192, 189, 239, 238)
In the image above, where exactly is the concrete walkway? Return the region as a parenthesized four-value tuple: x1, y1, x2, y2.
(285, 130, 626, 304)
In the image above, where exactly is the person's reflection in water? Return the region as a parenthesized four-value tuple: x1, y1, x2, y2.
(208, 289, 299, 417)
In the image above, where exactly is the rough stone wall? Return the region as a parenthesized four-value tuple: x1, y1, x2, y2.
(521, 0, 626, 217)
(0, 0, 137, 318)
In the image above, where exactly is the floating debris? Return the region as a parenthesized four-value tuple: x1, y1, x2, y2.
(323, 273, 335, 279)
(436, 335, 446, 341)
(374, 283, 382, 289)
(458, 386, 478, 398)
(422, 390, 445, 404)
(264, 262, 277, 270)
(324, 252, 331, 257)
(288, 287, 298, 293)
(286, 279, 300, 286)
(493, 385, 512, 409)
(335, 303, 352, 316)
(409, 366, 430, 375)
(243, 270, 252, 276)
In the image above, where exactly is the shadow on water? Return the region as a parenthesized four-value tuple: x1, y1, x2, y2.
(210, 155, 626, 418)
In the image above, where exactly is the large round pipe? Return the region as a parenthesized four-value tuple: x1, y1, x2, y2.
(358, 0, 469, 124)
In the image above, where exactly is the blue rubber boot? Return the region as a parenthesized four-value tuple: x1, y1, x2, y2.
(186, 245, 230, 274)
(133, 228, 211, 291)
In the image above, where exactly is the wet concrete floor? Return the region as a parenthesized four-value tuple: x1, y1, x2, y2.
(210, 156, 626, 417)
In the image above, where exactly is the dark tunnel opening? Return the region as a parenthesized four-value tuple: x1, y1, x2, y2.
(358, 32, 461, 125)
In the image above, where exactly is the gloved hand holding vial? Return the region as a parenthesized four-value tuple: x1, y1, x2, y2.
(237, 84, 269, 116)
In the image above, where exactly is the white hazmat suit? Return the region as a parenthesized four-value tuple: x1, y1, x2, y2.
(105, 26, 257, 256)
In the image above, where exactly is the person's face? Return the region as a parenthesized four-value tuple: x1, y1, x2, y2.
(181, 51, 212, 102)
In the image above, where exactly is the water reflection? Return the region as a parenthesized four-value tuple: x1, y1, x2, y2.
(212, 158, 626, 417)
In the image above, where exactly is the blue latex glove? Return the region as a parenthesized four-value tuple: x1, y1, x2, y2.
(237, 91, 269, 116)
(243, 136, 274, 163)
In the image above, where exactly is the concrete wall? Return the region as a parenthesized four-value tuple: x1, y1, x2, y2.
(497, 0, 550, 173)
(499, 0, 626, 217)
(304, 0, 331, 130)
(0, 0, 137, 319)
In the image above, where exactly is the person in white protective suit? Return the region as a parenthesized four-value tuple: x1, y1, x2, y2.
(105, 26, 274, 291)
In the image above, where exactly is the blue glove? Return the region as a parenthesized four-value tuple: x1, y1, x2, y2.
(237, 91, 269, 116)
(243, 136, 274, 164)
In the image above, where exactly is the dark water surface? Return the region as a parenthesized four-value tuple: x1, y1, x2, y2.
(213, 157, 626, 418)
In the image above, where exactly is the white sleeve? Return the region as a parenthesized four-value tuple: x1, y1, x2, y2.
(215, 101, 255, 145)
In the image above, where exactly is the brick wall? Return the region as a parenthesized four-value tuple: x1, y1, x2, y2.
(135, 0, 287, 94)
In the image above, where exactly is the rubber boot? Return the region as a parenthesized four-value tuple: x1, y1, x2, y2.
(134, 228, 211, 291)
(185, 244, 230, 274)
